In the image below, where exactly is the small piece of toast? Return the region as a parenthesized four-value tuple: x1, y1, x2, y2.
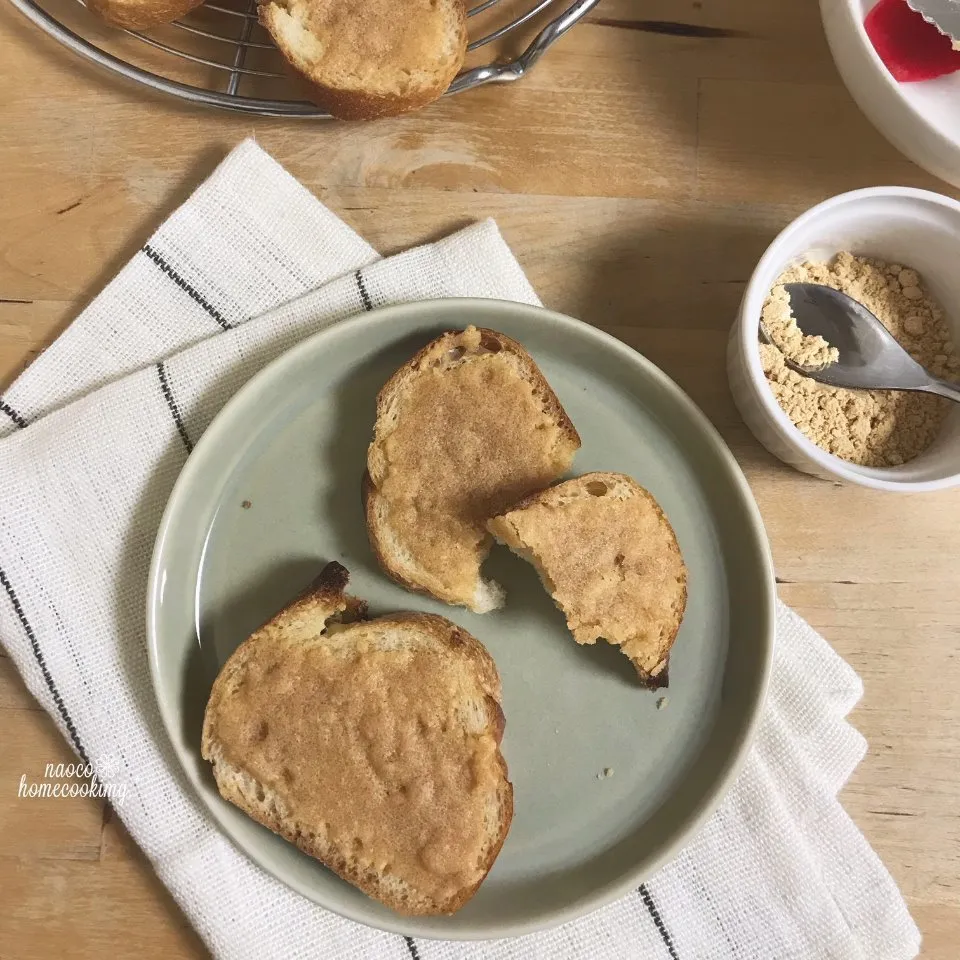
(259, 0, 468, 119)
(487, 472, 687, 687)
(86, 0, 204, 29)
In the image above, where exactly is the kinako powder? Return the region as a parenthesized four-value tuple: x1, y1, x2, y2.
(759, 252, 960, 467)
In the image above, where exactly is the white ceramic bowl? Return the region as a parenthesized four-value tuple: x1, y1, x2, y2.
(728, 187, 960, 491)
(821, 0, 960, 188)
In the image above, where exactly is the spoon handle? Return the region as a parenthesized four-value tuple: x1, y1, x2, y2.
(924, 378, 960, 404)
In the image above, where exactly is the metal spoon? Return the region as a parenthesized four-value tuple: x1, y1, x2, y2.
(760, 282, 960, 402)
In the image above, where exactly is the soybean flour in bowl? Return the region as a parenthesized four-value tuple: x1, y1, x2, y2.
(759, 253, 960, 467)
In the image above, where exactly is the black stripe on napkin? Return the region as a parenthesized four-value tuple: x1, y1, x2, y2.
(355, 269, 374, 312)
(0, 567, 91, 765)
(157, 362, 193, 454)
(403, 937, 420, 960)
(0, 398, 28, 429)
(640, 884, 680, 960)
(142, 243, 233, 331)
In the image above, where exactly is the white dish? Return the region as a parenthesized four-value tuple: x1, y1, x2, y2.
(728, 186, 960, 491)
(821, 0, 960, 187)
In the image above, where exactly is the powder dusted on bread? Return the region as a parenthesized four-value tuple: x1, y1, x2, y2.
(260, 0, 467, 119)
(364, 326, 580, 612)
(488, 472, 687, 688)
(201, 562, 513, 915)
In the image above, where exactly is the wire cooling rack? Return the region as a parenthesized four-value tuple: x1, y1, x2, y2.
(7, 0, 600, 117)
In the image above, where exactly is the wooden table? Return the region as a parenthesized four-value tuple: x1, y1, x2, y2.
(2, 0, 958, 956)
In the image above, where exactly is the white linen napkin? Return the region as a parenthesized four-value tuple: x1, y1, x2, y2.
(0, 140, 921, 960)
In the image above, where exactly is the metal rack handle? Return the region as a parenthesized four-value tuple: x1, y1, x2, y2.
(451, 0, 601, 91)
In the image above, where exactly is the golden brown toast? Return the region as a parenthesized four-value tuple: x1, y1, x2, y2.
(86, 0, 204, 29)
(364, 326, 580, 612)
(259, 0, 467, 119)
(201, 562, 512, 915)
(487, 473, 688, 688)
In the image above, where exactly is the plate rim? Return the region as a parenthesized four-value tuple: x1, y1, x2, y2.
(146, 297, 776, 940)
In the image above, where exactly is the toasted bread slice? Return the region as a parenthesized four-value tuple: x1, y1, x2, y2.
(364, 326, 580, 613)
(86, 0, 204, 29)
(201, 562, 512, 915)
(259, 0, 467, 120)
(487, 473, 687, 688)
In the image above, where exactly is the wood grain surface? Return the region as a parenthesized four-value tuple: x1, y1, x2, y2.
(1, 0, 959, 957)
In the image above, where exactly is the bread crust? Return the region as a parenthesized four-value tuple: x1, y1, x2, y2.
(201, 562, 512, 915)
(86, 0, 205, 29)
(293, 70, 460, 122)
(362, 469, 444, 602)
(365, 328, 580, 608)
(259, 0, 468, 120)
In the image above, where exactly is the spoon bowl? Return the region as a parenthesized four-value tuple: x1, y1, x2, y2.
(766, 282, 960, 402)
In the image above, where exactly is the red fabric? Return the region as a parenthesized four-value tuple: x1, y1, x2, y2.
(865, 0, 960, 81)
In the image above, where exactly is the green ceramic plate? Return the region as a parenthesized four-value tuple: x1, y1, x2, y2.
(147, 298, 774, 939)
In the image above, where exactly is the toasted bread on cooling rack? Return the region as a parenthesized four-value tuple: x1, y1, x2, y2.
(259, 0, 468, 119)
(201, 561, 513, 915)
(364, 326, 581, 613)
(488, 473, 688, 689)
(86, 0, 205, 29)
